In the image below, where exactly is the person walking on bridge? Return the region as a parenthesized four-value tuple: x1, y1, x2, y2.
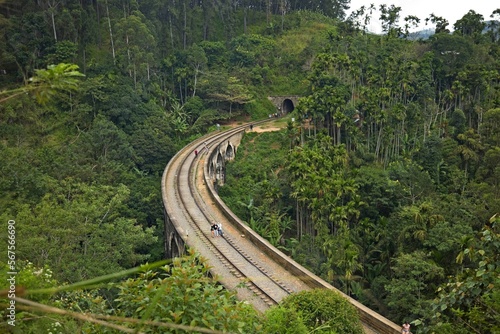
(211, 223, 218, 237)
(217, 223, 223, 237)
(401, 321, 411, 334)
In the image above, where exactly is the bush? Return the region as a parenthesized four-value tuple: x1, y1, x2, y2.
(262, 305, 308, 334)
(280, 289, 364, 334)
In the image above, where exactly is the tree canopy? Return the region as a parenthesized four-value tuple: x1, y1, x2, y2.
(1, 1, 500, 333)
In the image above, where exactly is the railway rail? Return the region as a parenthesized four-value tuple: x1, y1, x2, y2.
(161, 121, 401, 333)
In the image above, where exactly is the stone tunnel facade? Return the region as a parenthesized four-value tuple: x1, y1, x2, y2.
(268, 96, 300, 115)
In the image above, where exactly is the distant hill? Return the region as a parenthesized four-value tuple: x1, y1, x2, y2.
(407, 19, 499, 40)
(407, 28, 435, 40)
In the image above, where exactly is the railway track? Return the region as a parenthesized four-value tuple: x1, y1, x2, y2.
(162, 121, 402, 333)
(162, 122, 304, 312)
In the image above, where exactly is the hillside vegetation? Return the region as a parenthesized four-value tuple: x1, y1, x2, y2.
(221, 7, 500, 334)
(0, 0, 499, 333)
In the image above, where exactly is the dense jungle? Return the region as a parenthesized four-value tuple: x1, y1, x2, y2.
(0, 0, 499, 333)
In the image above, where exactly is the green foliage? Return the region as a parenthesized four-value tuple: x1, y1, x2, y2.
(111, 251, 261, 333)
(261, 305, 308, 334)
(199, 41, 227, 69)
(0, 63, 84, 104)
(221, 130, 289, 216)
(0, 261, 58, 302)
(430, 216, 500, 334)
(0, 261, 66, 334)
(0, 255, 263, 333)
(1, 2, 499, 332)
(130, 114, 176, 175)
(385, 251, 444, 321)
(47, 40, 78, 64)
(280, 289, 364, 333)
(387, 159, 435, 205)
(0, 180, 157, 282)
(229, 34, 276, 68)
(244, 98, 276, 120)
(287, 135, 362, 236)
(354, 166, 402, 219)
(29, 63, 85, 104)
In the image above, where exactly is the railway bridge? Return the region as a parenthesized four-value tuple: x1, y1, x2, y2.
(163, 129, 244, 259)
(161, 121, 401, 333)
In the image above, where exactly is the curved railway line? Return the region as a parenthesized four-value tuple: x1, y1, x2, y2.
(162, 121, 401, 333)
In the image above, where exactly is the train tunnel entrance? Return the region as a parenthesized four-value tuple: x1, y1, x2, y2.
(282, 99, 295, 113)
(268, 96, 300, 115)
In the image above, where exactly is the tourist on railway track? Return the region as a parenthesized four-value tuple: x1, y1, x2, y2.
(217, 223, 224, 237)
(211, 223, 218, 237)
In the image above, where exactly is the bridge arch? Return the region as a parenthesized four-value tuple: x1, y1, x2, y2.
(225, 141, 235, 160)
(208, 160, 214, 179)
(169, 233, 182, 258)
(216, 152, 224, 182)
(163, 214, 186, 258)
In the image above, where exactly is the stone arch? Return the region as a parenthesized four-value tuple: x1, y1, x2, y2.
(169, 233, 183, 258)
(225, 142, 235, 160)
(216, 152, 224, 182)
(209, 160, 215, 179)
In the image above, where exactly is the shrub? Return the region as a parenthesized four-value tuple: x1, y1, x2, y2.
(280, 289, 364, 334)
(262, 305, 308, 334)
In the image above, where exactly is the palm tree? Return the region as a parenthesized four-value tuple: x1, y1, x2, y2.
(29, 63, 85, 104)
(0, 63, 85, 104)
(456, 129, 484, 180)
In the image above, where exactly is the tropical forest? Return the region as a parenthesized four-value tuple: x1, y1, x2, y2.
(0, 0, 499, 333)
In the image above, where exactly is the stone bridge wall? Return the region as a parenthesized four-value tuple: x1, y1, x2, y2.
(206, 131, 244, 185)
(164, 213, 185, 259)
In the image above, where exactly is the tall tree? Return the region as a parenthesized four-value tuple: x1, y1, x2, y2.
(114, 10, 156, 88)
(453, 10, 486, 42)
(379, 4, 402, 37)
(425, 14, 450, 34)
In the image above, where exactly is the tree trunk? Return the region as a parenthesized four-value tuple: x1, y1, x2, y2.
(375, 123, 383, 160)
(244, 8, 247, 34)
(95, 0, 101, 46)
(126, 33, 131, 71)
(192, 64, 199, 98)
(133, 64, 137, 90)
(183, 1, 187, 49)
(280, 0, 286, 31)
(105, 0, 116, 64)
(266, 0, 271, 24)
(50, 10, 57, 41)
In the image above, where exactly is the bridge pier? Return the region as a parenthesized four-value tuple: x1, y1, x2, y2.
(164, 209, 186, 259)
